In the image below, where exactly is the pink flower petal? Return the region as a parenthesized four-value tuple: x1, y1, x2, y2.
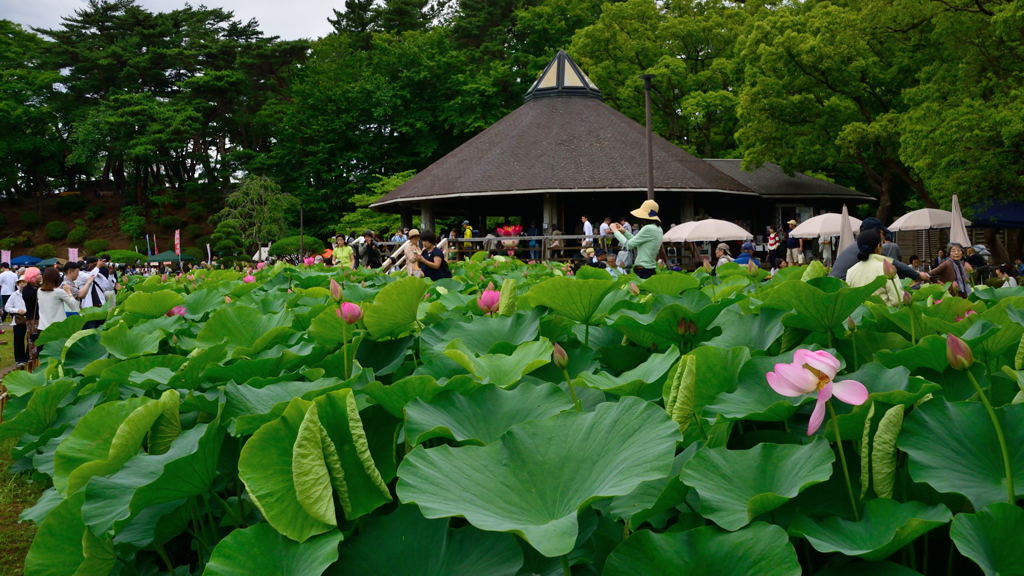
(807, 383, 833, 436)
(832, 379, 869, 405)
(768, 362, 817, 396)
(794, 349, 840, 380)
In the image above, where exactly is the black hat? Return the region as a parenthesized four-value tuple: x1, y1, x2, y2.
(362, 230, 375, 237)
(859, 217, 891, 237)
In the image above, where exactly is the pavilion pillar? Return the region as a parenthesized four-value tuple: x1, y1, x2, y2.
(542, 193, 558, 233)
(400, 209, 413, 230)
(680, 192, 695, 223)
(420, 203, 435, 234)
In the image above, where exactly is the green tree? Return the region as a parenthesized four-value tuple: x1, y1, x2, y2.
(119, 206, 147, 243)
(210, 218, 244, 258)
(215, 175, 297, 255)
(335, 170, 416, 235)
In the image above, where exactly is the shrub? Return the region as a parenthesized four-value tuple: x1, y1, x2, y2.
(84, 239, 109, 255)
(86, 204, 104, 221)
(186, 224, 206, 238)
(97, 249, 146, 264)
(16, 231, 34, 247)
(34, 243, 56, 259)
(67, 225, 88, 245)
(21, 211, 41, 228)
(56, 195, 86, 213)
(184, 246, 204, 262)
(187, 203, 206, 220)
(120, 207, 146, 241)
(158, 215, 184, 231)
(0, 238, 17, 251)
(45, 220, 68, 241)
(268, 235, 326, 257)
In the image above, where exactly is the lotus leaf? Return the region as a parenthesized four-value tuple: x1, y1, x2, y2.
(527, 276, 616, 325)
(899, 399, 1024, 509)
(203, 523, 342, 576)
(122, 289, 185, 318)
(23, 492, 116, 576)
(405, 383, 572, 445)
(578, 348, 680, 396)
(791, 499, 951, 560)
(603, 522, 801, 576)
(443, 338, 553, 388)
(362, 276, 428, 339)
(680, 439, 835, 531)
(100, 320, 166, 359)
(763, 277, 884, 335)
(950, 502, 1024, 576)
(397, 397, 680, 556)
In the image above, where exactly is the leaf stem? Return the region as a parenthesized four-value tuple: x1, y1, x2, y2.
(561, 555, 572, 576)
(342, 322, 351, 380)
(965, 369, 1015, 503)
(827, 400, 860, 521)
(562, 368, 581, 411)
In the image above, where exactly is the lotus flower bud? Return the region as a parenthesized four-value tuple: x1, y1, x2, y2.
(552, 342, 569, 369)
(224, 296, 232, 303)
(477, 289, 501, 313)
(338, 302, 363, 324)
(629, 282, 640, 296)
(902, 290, 912, 306)
(256, 261, 267, 270)
(677, 318, 689, 335)
(847, 317, 856, 331)
(330, 278, 343, 302)
(165, 305, 187, 317)
(242, 275, 255, 283)
(883, 259, 897, 279)
(946, 333, 973, 371)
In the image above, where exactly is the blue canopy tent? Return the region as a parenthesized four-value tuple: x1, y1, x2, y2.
(10, 255, 41, 266)
(36, 257, 62, 267)
(968, 201, 1024, 229)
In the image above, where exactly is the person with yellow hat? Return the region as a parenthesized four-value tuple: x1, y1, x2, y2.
(611, 200, 663, 279)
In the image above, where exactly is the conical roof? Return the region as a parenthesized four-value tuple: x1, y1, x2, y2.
(373, 52, 753, 210)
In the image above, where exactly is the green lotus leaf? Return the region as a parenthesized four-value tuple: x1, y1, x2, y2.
(815, 562, 925, 576)
(405, 383, 572, 446)
(122, 289, 185, 318)
(1, 368, 48, 397)
(224, 377, 346, 436)
(363, 276, 428, 339)
(702, 274, 753, 302)
(763, 277, 884, 335)
(308, 304, 350, 347)
(330, 505, 523, 576)
(603, 523, 801, 576)
(203, 524, 342, 576)
(0, 379, 75, 441)
(950, 502, 1024, 576)
(182, 287, 230, 319)
(872, 405, 905, 499)
(899, 399, 1024, 510)
(578, 348, 680, 396)
(639, 271, 700, 295)
(791, 499, 951, 561)
(53, 396, 155, 495)
(93, 355, 187, 388)
(239, 398, 336, 542)
(196, 305, 293, 353)
(526, 276, 616, 324)
(840, 362, 939, 406)
(60, 330, 108, 374)
(443, 338, 553, 388)
(680, 439, 835, 531)
(361, 375, 443, 418)
(35, 313, 86, 346)
(662, 345, 751, 433)
(705, 304, 787, 351)
(876, 334, 948, 373)
(23, 492, 116, 576)
(610, 293, 728, 350)
(100, 319, 166, 360)
(601, 448, 694, 527)
(293, 404, 338, 525)
(82, 416, 222, 536)
(167, 342, 228, 389)
(313, 388, 392, 519)
(397, 397, 680, 557)
(419, 311, 541, 364)
(148, 389, 181, 455)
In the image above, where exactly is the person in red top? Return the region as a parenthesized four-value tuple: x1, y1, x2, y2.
(766, 225, 781, 269)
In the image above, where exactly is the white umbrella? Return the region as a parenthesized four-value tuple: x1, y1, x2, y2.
(949, 194, 971, 247)
(888, 208, 972, 231)
(837, 204, 856, 253)
(663, 219, 753, 243)
(788, 212, 863, 239)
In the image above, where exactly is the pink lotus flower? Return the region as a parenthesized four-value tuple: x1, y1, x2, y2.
(337, 301, 363, 324)
(165, 305, 187, 317)
(242, 275, 255, 283)
(477, 288, 501, 314)
(955, 309, 977, 322)
(330, 278, 342, 302)
(304, 257, 316, 266)
(946, 333, 973, 370)
(766, 349, 868, 436)
(256, 261, 267, 270)
(882, 259, 897, 279)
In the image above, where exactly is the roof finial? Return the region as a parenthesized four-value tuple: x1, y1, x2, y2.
(525, 50, 602, 102)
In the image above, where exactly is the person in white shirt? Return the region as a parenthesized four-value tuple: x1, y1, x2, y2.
(599, 217, 612, 250)
(37, 267, 80, 332)
(0, 262, 18, 326)
(581, 215, 594, 247)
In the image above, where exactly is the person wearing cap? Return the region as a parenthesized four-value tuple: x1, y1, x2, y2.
(398, 228, 422, 276)
(611, 200, 663, 279)
(785, 219, 804, 265)
(829, 217, 929, 282)
(733, 241, 761, 267)
(714, 243, 733, 267)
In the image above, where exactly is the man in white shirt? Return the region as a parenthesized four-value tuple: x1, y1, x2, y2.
(0, 262, 17, 326)
(599, 217, 612, 250)
(581, 215, 594, 247)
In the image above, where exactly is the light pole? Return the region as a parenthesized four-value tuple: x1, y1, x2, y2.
(642, 74, 655, 201)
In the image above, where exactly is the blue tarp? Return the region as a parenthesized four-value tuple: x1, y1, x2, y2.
(969, 201, 1024, 229)
(10, 255, 41, 266)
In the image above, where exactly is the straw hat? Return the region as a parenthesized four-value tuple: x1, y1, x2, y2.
(630, 199, 661, 222)
(787, 219, 797, 225)
(407, 228, 420, 238)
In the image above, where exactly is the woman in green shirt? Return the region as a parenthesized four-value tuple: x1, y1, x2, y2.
(612, 200, 663, 279)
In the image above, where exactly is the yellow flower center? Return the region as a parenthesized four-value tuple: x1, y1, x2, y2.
(803, 364, 831, 391)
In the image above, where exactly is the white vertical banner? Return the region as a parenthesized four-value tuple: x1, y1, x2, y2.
(174, 229, 181, 256)
(1, 250, 10, 265)
(206, 243, 211, 263)
(68, 248, 78, 262)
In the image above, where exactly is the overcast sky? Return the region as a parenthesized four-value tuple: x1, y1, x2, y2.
(0, 0, 338, 40)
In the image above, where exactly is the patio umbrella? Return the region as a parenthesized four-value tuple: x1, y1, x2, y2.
(10, 255, 41, 266)
(788, 212, 862, 239)
(837, 204, 856, 253)
(949, 194, 971, 247)
(663, 219, 753, 243)
(888, 208, 972, 231)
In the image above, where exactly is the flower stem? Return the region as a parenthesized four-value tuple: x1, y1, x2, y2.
(562, 368, 581, 411)
(827, 401, 860, 521)
(561, 555, 572, 576)
(966, 369, 1015, 503)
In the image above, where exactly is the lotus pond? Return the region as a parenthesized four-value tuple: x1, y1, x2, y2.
(2, 258, 1023, 575)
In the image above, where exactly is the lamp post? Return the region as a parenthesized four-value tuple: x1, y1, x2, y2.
(642, 74, 655, 201)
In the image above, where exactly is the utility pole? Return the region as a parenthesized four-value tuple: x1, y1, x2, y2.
(642, 74, 655, 201)
(299, 205, 304, 255)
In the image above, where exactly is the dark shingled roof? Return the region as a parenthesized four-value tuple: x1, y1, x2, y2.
(373, 51, 753, 210)
(705, 159, 875, 201)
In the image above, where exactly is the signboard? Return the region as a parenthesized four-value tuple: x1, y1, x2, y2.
(1, 250, 9, 265)
(68, 248, 78, 262)
(174, 229, 181, 256)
